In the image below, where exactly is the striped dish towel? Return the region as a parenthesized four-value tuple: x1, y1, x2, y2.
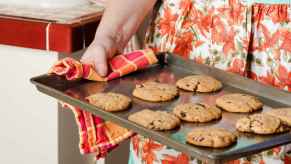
(49, 49, 157, 81)
(49, 49, 158, 159)
(62, 102, 134, 159)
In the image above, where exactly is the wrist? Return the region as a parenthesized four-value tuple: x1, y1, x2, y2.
(92, 33, 119, 58)
(94, 29, 126, 56)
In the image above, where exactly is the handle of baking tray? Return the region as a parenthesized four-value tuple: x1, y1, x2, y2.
(156, 52, 169, 65)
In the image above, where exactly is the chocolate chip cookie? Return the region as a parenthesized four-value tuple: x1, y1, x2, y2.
(86, 92, 131, 112)
(173, 103, 222, 123)
(216, 93, 263, 113)
(236, 114, 289, 134)
(176, 75, 222, 92)
(128, 109, 180, 130)
(132, 81, 179, 102)
(186, 128, 237, 148)
(265, 108, 291, 126)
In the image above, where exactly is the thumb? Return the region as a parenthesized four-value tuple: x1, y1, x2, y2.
(81, 45, 109, 77)
(94, 53, 108, 77)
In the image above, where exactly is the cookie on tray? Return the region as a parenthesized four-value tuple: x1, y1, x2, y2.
(176, 75, 222, 92)
(128, 109, 180, 130)
(236, 114, 289, 134)
(86, 92, 131, 112)
(132, 81, 179, 102)
(173, 103, 222, 123)
(216, 93, 263, 113)
(186, 128, 237, 148)
(265, 108, 291, 126)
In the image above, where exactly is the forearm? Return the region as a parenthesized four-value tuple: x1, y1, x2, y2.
(93, 0, 157, 55)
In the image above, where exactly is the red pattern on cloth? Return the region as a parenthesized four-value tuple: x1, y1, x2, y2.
(50, 49, 158, 159)
(49, 49, 157, 81)
(285, 153, 291, 164)
(63, 102, 134, 159)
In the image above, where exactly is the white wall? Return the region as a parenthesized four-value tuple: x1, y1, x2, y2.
(0, 45, 57, 164)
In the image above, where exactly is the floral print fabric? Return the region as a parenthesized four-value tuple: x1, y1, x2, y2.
(249, 4, 291, 91)
(130, 0, 291, 164)
(146, 0, 291, 89)
(146, 0, 251, 76)
(129, 135, 286, 164)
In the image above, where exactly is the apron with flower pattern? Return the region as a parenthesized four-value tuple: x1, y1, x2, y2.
(129, 0, 291, 163)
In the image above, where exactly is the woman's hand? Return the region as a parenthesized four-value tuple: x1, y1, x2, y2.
(81, 0, 157, 76)
(81, 36, 116, 76)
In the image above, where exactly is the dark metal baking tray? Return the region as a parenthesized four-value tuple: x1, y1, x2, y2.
(31, 54, 291, 164)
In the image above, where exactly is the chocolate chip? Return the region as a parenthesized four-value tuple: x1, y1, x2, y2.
(180, 112, 186, 117)
(193, 136, 205, 142)
(198, 137, 205, 142)
(196, 103, 206, 108)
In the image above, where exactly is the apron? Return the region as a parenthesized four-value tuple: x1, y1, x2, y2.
(128, 0, 291, 163)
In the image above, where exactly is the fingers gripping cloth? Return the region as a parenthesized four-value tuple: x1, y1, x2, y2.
(49, 49, 158, 81)
(49, 49, 158, 159)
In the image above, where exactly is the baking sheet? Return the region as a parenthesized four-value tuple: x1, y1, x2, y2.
(31, 54, 291, 164)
